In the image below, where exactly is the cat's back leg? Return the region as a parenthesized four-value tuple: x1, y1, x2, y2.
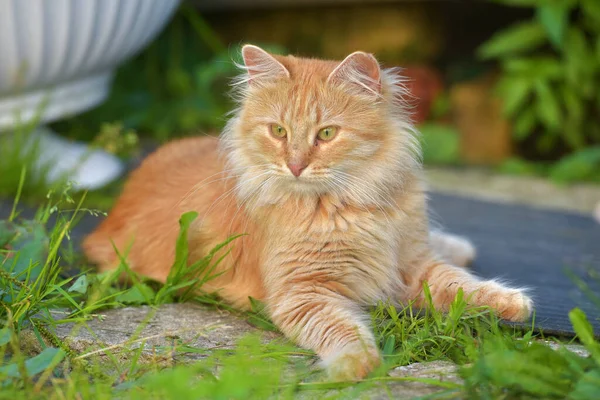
(429, 230, 476, 268)
(82, 136, 222, 280)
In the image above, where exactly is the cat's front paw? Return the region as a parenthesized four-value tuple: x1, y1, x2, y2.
(322, 342, 381, 381)
(483, 284, 533, 322)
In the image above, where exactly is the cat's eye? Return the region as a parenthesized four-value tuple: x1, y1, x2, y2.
(317, 126, 337, 141)
(270, 124, 287, 138)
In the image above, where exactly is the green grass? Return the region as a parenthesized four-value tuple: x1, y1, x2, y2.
(0, 119, 67, 203)
(0, 111, 136, 208)
(1, 181, 599, 399)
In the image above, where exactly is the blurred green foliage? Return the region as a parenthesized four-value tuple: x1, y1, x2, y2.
(479, 0, 600, 182)
(462, 308, 600, 399)
(5, 2, 597, 191)
(500, 146, 600, 183)
(51, 5, 289, 145)
(419, 122, 461, 165)
(52, 6, 239, 143)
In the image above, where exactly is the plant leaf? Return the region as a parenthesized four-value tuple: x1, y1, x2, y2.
(582, 0, 600, 26)
(2, 220, 48, 278)
(383, 335, 396, 356)
(563, 125, 586, 151)
(569, 308, 600, 364)
(0, 347, 65, 378)
(166, 211, 199, 285)
(247, 297, 278, 332)
(502, 57, 562, 79)
(561, 85, 584, 124)
(116, 284, 156, 305)
(0, 221, 17, 247)
(513, 108, 537, 140)
(498, 77, 532, 117)
(564, 28, 595, 97)
(536, 3, 571, 49)
(477, 21, 546, 60)
(550, 150, 600, 183)
(534, 81, 561, 131)
(68, 275, 89, 294)
(468, 342, 572, 398)
(570, 369, 600, 400)
(0, 328, 11, 346)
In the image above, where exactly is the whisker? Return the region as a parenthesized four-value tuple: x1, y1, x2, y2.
(328, 176, 379, 223)
(331, 173, 394, 225)
(171, 164, 272, 211)
(233, 176, 274, 238)
(333, 170, 398, 207)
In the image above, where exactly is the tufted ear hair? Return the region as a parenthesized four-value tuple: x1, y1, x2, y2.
(327, 51, 381, 95)
(241, 44, 290, 84)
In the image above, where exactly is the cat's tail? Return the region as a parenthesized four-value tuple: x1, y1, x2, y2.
(429, 230, 476, 268)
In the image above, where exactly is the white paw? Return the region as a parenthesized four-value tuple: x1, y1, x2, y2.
(321, 342, 381, 381)
(499, 288, 533, 322)
(479, 282, 534, 322)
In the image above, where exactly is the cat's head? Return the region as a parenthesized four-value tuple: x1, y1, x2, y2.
(221, 45, 420, 208)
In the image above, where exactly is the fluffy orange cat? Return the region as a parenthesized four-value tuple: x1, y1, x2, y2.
(83, 45, 533, 381)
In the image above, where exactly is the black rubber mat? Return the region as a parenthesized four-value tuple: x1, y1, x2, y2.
(2, 191, 599, 337)
(428, 193, 600, 337)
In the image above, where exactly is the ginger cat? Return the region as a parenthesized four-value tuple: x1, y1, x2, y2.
(83, 45, 532, 381)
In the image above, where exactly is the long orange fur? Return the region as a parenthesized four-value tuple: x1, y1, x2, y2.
(83, 45, 533, 381)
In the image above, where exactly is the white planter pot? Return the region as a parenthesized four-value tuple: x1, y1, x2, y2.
(0, 0, 180, 189)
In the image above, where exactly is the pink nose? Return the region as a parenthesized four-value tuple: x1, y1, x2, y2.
(287, 162, 307, 177)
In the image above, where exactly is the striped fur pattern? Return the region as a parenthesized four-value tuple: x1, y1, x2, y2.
(83, 45, 533, 381)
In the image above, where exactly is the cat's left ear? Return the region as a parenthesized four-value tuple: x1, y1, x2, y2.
(327, 51, 381, 95)
(241, 44, 290, 84)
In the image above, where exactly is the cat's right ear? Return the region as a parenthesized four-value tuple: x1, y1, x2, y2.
(327, 51, 381, 96)
(241, 45, 290, 84)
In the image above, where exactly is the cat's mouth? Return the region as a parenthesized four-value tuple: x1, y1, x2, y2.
(284, 174, 313, 184)
(266, 167, 333, 194)
(279, 174, 332, 195)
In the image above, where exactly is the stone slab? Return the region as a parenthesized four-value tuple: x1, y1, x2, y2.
(43, 303, 465, 399)
(25, 303, 590, 399)
(47, 303, 276, 362)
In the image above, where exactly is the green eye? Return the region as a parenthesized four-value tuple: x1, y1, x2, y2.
(270, 124, 287, 138)
(317, 126, 337, 141)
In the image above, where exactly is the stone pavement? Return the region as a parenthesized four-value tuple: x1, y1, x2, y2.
(21, 303, 590, 399)
(22, 304, 463, 398)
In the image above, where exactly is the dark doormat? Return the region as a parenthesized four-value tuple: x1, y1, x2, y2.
(1, 191, 599, 337)
(428, 192, 600, 338)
